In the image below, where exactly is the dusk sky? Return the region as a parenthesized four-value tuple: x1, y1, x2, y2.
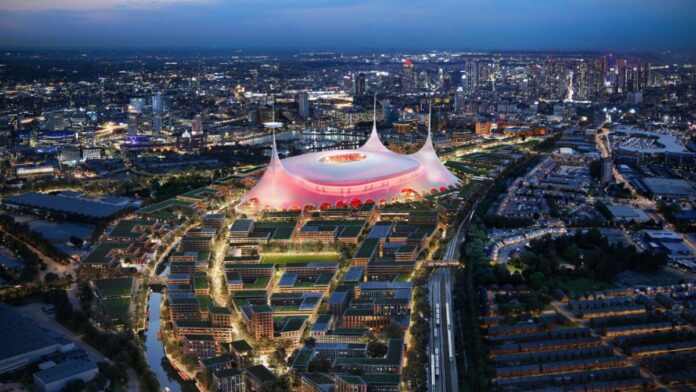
(1, 0, 695, 51)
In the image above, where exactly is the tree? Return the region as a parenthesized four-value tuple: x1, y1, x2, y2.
(366, 340, 387, 358)
(383, 322, 404, 340)
(69, 235, 84, 248)
(269, 346, 288, 369)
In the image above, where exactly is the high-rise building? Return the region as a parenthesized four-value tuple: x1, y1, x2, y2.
(401, 58, 416, 92)
(298, 91, 310, 119)
(402, 58, 416, 93)
(454, 87, 466, 112)
(418, 70, 429, 90)
(381, 100, 399, 127)
(127, 107, 140, 137)
(343, 75, 353, 92)
(440, 70, 452, 92)
(601, 157, 613, 184)
(463, 59, 479, 94)
(152, 92, 163, 135)
(127, 98, 146, 137)
(353, 72, 366, 96)
(192, 114, 204, 135)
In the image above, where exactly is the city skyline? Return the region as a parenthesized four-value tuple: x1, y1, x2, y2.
(1, 0, 696, 51)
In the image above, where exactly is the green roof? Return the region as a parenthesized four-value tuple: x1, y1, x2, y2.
(209, 306, 231, 314)
(194, 275, 209, 289)
(93, 277, 134, 298)
(292, 348, 314, 367)
(138, 198, 193, 214)
(245, 365, 276, 383)
(82, 242, 129, 265)
(109, 219, 154, 238)
(196, 295, 213, 309)
(177, 187, 219, 200)
(338, 225, 362, 238)
(355, 238, 379, 259)
(230, 340, 252, 352)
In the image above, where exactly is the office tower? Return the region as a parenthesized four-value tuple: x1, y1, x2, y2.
(440, 70, 452, 92)
(418, 70, 429, 90)
(152, 92, 163, 135)
(463, 59, 479, 94)
(574, 60, 603, 101)
(127, 106, 141, 137)
(601, 157, 613, 184)
(381, 100, 399, 127)
(454, 87, 466, 111)
(343, 75, 353, 92)
(353, 72, 366, 96)
(192, 114, 204, 135)
(402, 58, 415, 92)
(298, 91, 310, 119)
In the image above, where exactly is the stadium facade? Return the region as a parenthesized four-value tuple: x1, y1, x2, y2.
(239, 105, 459, 211)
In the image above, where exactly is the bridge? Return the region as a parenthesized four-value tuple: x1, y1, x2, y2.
(148, 275, 167, 286)
(422, 260, 461, 267)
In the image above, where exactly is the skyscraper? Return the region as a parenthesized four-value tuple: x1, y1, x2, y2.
(439, 69, 452, 92)
(127, 98, 145, 137)
(463, 59, 479, 94)
(353, 72, 366, 96)
(454, 87, 466, 112)
(402, 58, 415, 93)
(152, 92, 163, 135)
(343, 75, 353, 93)
(298, 91, 310, 119)
(381, 100, 399, 127)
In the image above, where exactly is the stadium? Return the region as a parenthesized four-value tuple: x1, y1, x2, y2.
(239, 106, 460, 211)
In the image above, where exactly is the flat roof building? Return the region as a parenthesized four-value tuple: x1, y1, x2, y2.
(33, 359, 98, 392)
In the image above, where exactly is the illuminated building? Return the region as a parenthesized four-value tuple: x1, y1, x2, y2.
(239, 102, 459, 211)
(402, 58, 415, 92)
(298, 91, 310, 119)
(152, 92, 163, 134)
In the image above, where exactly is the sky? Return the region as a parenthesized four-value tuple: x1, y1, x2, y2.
(1, 0, 695, 51)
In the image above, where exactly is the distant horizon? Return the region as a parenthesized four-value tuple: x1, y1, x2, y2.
(0, 47, 693, 55)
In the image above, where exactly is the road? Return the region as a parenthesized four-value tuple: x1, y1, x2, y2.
(428, 268, 458, 392)
(443, 199, 479, 261)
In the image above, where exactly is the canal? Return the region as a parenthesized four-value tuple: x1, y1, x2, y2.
(144, 290, 196, 392)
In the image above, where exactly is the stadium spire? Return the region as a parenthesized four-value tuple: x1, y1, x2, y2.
(360, 93, 390, 153)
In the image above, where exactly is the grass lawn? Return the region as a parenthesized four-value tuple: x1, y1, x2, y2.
(261, 253, 340, 264)
(560, 278, 614, 295)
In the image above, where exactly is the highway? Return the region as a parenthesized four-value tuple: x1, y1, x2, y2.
(428, 268, 458, 392)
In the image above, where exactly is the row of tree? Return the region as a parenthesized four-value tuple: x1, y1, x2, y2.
(0, 214, 71, 264)
(0, 230, 44, 284)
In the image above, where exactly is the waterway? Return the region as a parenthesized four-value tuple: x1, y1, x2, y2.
(240, 130, 365, 146)
(144, 290, 195, 392)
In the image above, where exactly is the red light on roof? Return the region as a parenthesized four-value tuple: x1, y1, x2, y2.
(404, 58, 412, 66)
